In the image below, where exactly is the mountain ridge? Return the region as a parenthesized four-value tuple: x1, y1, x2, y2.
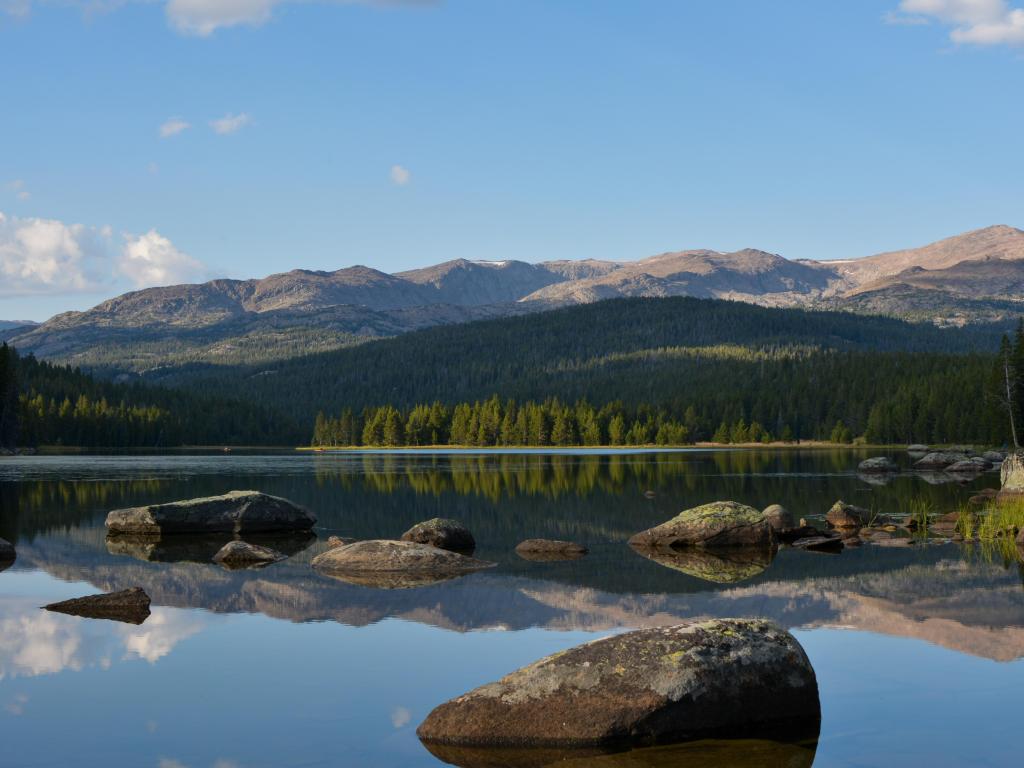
(5, 224, 1024, 372)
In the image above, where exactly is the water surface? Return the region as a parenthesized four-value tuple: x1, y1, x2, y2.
(0, 449, 1020, 767)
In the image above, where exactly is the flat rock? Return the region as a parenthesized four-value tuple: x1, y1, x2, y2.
(212, 540, 287, 569)
(762, 504, 793, 531)
(914, 451, 969, 470)
(105, 491, 316, 535)
(401, 518, 476, 553)
(44, 587, 151, 625)
(858, 457, 898, 473)
(629, 543, 773, 584)
(515, 539, 588, 562)
(825, 501, 869, 529)
(417, 619, 820, 749)
(628, 501, 773, 549)
(777, 525, 824, 544)
(312, 539, 495, 589)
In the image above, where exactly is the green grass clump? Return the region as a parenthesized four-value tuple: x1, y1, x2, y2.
(976, 498, 1024, 542)
(903, 497, 933, 531)
(956, 503, 976, 540)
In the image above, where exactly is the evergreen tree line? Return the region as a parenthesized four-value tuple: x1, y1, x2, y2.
(2, 345, 303, 447)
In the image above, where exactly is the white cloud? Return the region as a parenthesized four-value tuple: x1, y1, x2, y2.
(390, 164, 411, 186)
(892, 0, 1024, 45)
(159, 118, 190, 138)
(2, 0, 437, 37)
(0, 211, 210, 297)
(120, 229, 208, 289)
(210, 112, 251, 135)
(0, 211, 109, 296)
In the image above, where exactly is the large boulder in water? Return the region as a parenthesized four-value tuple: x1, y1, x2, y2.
(105, 491, 316, 535)
(858, 457, 898, 473)
(914, 451, 968, 470)
(401, 518, 476, 553)
(417, 619, 819, 749)
(825, 501, 869, 529)
(1000, 451, 1024, 497)
(628, 501, 773, 549)
(312, 540, 495, 589)
(44, 587, 151, 625)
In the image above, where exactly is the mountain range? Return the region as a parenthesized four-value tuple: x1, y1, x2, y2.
(4, 224, 1024, 373)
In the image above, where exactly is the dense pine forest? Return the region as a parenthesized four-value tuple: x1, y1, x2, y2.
(0, 343, 302, 448)
(3, 298, 1023, 449)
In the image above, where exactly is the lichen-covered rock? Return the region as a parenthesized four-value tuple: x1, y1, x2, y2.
(416, 619, 820, 749)
(401, 518, 476, 553)
(628, 501, 772, 549)
(762, 504, 793, 532)
(825, 501, 869, 529)
(212, 540, 286, 569)
(858, 457, 898, 473)
(515, 539, 588, 562)
(105, 491, 316, 535)
(914, 451, 969, 470)
(312, 540, 495, 589)
(1000, 451, 1024, 497)
(629, 543, 773, 584)
(44, 587, 151, 625)
(327, 535, 356, 549)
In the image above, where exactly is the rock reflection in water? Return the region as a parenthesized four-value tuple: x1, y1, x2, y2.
(629, 544, 775, 584)
(105, 532, 315, 563)
(423, 738, 818, 768)
(315, 569, 475, 590)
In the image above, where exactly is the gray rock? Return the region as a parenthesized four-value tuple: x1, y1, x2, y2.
(401, 518, 476, 553)
(212, 540, 287, 569)
(946, 459, 988, 474)
(914, 451, 970, 470)
(825, 500, 870, 529)
(515, 539, 588, 562)
(44, 587, 151, 625)
(983, 451, 1005, 464)
(628, 501, 773, 549)
(1000, 451, 1024, 497)
(105, 490, 316, 535)
(416, 619, 820, 749)
(907, 444, 930, 453)
(762, 504, 794, 531)
(311, 540, 495, 589)
(858, 457, 898, 473)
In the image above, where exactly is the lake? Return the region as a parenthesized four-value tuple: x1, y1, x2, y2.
(0, 449, 1020, 768)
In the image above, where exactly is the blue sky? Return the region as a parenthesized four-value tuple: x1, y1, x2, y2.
(2, 0, 1024, 321)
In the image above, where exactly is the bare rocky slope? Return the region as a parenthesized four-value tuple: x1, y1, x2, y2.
(5, 225, 1024, 372)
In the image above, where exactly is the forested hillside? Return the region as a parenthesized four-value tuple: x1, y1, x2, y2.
(142, 297, 1016, 446)
(0, 343, 301, 448)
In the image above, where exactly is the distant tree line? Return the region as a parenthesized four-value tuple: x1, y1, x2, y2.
(2, 345, 303, 448)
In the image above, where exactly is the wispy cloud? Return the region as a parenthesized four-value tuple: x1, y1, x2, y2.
(6, 180, 30, 201)
(390, 164, 411, 186)
(210, 112, 251, 135)
(889, 1, 1024, 46)
(159, 118, 190, 138)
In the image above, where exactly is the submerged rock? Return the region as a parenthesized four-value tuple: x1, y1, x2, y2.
(1000, 451, 1024, 497)
(628, 501, 773, 549)
(212, 540, 287, 569)
(629, 544, 773, 584)
(417, 619, 820, 749)
(790, 536, 844, 553)
(105, 491, 316, 535)
(825, 501, 869, 529)
(44, 587, 151, 625)
(761, 504, 793, 532)
(422, 737, 819, 768)
(858, 457, 898, 474)
(914, 451, 969, 470)
(515, 539, 588, 562)
(312, 540, 495, 589)
(401, 518, 476, 553)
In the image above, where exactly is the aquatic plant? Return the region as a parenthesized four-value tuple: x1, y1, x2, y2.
(977, 498, 1024, 542)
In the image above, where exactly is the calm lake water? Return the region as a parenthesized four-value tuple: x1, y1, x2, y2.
(0, 449, 1020, 768)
